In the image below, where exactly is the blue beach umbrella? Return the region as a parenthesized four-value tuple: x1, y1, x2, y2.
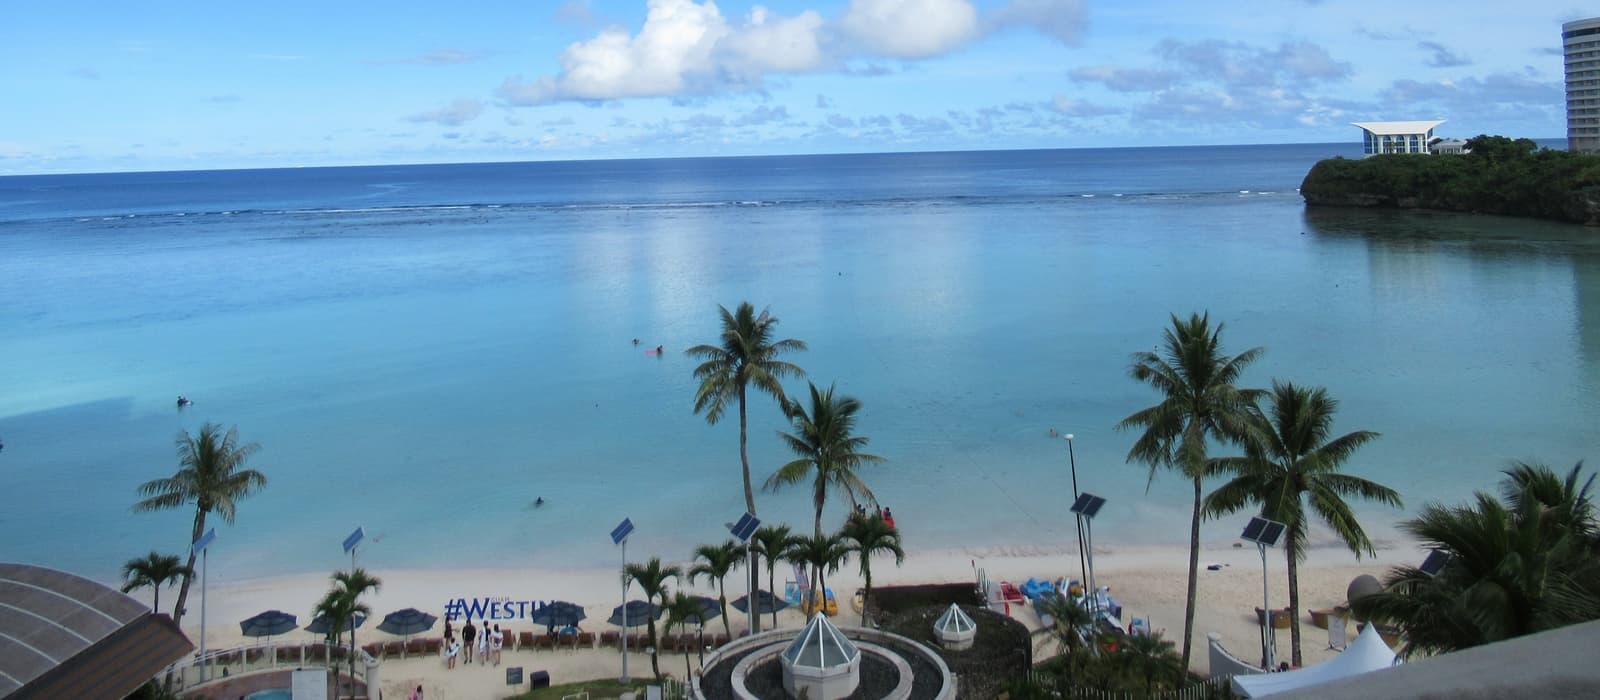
(377, 608, 438, 637)
(305, 612, 366, 636)
(607, 600, 660, 627)
(529, 601, 586, 628)
(682, 595, 721, 625)
(731, 589, 788, 615)
(240, 610, 298, 638)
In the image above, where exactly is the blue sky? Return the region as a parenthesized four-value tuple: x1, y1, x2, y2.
(0, 0, 1584, 174)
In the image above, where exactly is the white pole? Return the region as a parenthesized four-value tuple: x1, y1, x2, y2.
(199, 548, 208, 682)
(1260, 542, 1274, 671)
(620, 538, 630, 683)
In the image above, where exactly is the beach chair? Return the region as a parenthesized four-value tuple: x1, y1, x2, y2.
(519, 631, 536, 651)
(1328, 613, 1348, 650)
(274, 646, 299, 664)
(384, 640, 407, 659)
(712, 633, 730, 648)
(306, 645, 327, 663)
(600, 631, 619, 648)
(537, 634, 557, 651)
(362, 642, 383, 660)
(578, 632, 595, 649)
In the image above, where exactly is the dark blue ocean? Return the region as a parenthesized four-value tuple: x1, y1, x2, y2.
(3, 144, 1598, 584)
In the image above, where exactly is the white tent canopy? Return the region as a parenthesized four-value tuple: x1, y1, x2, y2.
(1231, 624, 1400, 698)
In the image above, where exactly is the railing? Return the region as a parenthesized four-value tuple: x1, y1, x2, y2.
(662, 677, 688, 700)
(1025, 671, 1234, 699)
(162, 640, 369, 692)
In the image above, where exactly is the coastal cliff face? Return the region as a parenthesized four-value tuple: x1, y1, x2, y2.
(1299, 137, 1600, 225)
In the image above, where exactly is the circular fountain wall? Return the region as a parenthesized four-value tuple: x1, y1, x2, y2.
(694, 626, 955, 700)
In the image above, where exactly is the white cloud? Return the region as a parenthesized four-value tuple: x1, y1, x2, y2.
(839, 0, 978, 59)
(501, 0, 1090, 106)
(405, 98, 485, 126)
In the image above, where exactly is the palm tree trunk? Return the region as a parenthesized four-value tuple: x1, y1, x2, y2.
(861, 564, 872, 626)
(1180, 476, 1201, 672)
(738, 386, 762, 635)
(684, 645, 692, 680)
(768, 564, 779, 629)
(647, 616, 662, 682)
(719, 579, 732, 639)
(1287, 541, 1303, 667)
(171, 509, 206, 627)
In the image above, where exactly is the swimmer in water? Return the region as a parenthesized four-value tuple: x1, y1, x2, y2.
(632, 338, 640, 345)
(534, 497, 545, 507)
(655, 345, 663, 354)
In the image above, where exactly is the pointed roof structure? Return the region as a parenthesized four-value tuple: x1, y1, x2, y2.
(782, 612, 860, 669)
(935, 603, 975, 636)
(1231, 623, 1400, 698)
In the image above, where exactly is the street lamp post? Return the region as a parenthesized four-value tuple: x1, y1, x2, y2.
(611, 518, 635, 683)
(191, 528, 216, 683)
(1241, 517, 1286, 671)
(728, 513, 761, 637)
(1064, 435, 1089, 602)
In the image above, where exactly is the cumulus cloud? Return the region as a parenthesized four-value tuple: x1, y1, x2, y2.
(732, 104, 790, 126)
(405, 98, 485, 126)
(1069, 65, 1174, 92)
(501, 0, 1089, 106)
(987, 0, 1086, 45)
(816, 94, 834, 108)
(1050, 95, 1114, 116)
(1417, 41, 1471, 68)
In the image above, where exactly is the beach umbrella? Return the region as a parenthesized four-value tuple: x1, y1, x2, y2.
(681, 596, 721, 625)
(528, 601, 586, 628)
(731, 589, 788, 615)
(240, 610, 298, 638)
(376, 608, 438, 637)
(304, 612, 366, 636)
(607, 599, 660, 627)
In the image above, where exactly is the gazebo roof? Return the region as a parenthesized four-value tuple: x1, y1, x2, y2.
(782, 613, 859, 669)
(934, 604, 975, 635)
(1351, 120, 1445, 136)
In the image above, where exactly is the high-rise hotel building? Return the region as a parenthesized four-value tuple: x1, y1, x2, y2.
(1566, 17, 1600, 152)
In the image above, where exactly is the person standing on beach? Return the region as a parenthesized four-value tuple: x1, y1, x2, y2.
(445, 639, 459, 669)
(476, 620, 488, 662)
(490, 624, 503, 665)
(462, 618, 477, 664)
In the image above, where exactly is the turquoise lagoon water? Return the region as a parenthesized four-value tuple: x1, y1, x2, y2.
(2, 145, 1598, 584)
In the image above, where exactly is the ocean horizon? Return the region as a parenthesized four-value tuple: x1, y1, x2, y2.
(2, 142, 1597, 587)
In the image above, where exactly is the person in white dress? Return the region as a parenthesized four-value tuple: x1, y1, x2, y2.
(490, 624, 504, 666)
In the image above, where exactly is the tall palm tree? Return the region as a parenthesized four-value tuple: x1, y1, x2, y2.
(132, 423, 267, 629)
(624, 557, 683, 682)
(688, 540, 746, 640)
(1116, 312, 1262, 669)
(1203, 381, 1401, 666)
(688, 301, 806, 635)
(787, 531, 849, 614)
(1036, 593, 1096, 657)
(120, 551, 189, 615)
(840, 513, 905, 625)
(767, 382, 883, 538)
(1354, 462, 1600, 657)
(313, 568, 381, 700)
(751, 524, 799, 629)
(662, 592, 705, 681)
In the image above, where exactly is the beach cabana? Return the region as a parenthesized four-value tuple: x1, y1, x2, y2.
(1230, 623, 1399, 697)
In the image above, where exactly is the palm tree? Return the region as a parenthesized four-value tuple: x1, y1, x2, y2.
(662, 592, 706, 681)
(1116, 312, 1262, 669)
(688, 540, 746, 640)
(1203, 381, 1401, 666)
(1354, 462, 1600, 656)
(688, 301, 806, 635)
(841, 513, 905, 625)
(313, 568, 381, 700)
(787, 531, 849, 613)
(751, 524, 799, 629)
(624, 557, 683, 682)
(120, 551, 189, 615)
(1036, 593, 1096, 657)
(1119, 632, 1184, 695)
(767, 382, 884, 538)
(132, 423, 267, 629)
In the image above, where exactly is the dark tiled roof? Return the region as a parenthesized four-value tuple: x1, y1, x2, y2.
(0, 563, 194, 699)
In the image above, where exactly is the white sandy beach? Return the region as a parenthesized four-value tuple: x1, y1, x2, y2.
(157, 537, 1424, 698)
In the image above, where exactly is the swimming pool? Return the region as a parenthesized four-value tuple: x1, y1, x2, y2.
(243, 690, 291, 700)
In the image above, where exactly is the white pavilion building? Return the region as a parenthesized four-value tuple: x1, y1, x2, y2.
(1352, 120, 1446, 155)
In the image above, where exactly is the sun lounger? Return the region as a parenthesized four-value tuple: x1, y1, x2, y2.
(600, 631, 619, 647)
(537, 634, 556, 651)
(713, 633, 730, 648)
(519, 631, 536, 650)
(422, 638, 442, 654)
(577, 632, 595, 649)
(275, 646, 299, 663)
(1255, 607, 1293, 629)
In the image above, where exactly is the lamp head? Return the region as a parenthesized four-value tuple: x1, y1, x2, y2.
(1065, 433, 1074, 441)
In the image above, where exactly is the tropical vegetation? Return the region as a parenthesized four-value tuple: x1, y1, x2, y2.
(768, 381, 883, 538)
(687, 539, 745, 640)
(1116, 312, 1262, 669)
(750, 523, 800, 628)
(787, 530, 850, 612)
(661, 592, 706, 681)
(1203, 381, 1402, 666)
(688, 301, 806, 634)
(1353, 462, 1600, 657)
(131, 422, 267, 628)
(312, 568, 381, 700)
(623, 557, 682, 682)
(841, 512, 904, 625)
(1300, 135, 1600, 224)
(120, 551, 189, 616)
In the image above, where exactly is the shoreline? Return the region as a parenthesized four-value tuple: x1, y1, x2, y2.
(165, 539, 1426, 676)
